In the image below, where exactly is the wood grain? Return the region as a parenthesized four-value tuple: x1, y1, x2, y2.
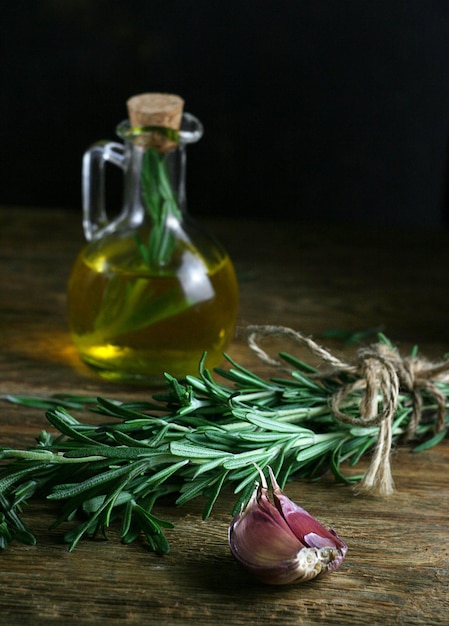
(1, 207, 449, 625)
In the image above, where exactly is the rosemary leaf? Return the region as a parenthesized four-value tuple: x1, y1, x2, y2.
(412, 428, 448, 452)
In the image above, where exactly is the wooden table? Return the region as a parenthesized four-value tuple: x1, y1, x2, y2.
(1, 207, 448, 625)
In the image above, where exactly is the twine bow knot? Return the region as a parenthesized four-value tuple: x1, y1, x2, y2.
(245, 325, 449, 496)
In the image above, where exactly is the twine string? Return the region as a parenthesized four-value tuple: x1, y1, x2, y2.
(245, 324, 449, 496)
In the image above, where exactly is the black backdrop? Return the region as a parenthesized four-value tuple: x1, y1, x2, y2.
(2, 1, 449, 227)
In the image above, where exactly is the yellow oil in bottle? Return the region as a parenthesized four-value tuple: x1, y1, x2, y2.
(67, 233, 239, 383)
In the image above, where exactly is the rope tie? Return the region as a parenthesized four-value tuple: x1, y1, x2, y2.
(245, 324, 449, 496)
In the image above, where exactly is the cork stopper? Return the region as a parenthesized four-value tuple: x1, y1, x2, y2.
(126, 93, 184, 152)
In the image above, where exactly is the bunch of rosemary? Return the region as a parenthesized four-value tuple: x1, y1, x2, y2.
(0, 344, 447, 553)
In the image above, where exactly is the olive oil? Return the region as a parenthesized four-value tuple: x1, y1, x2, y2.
(67, 235, 239, 382)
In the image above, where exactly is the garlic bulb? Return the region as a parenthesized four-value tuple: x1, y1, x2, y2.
(228, 467, 347, 585)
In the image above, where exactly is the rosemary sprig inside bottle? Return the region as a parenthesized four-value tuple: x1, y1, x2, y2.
(81, 126, 192, 345)
(131, 125, 182, 268)
(0, 345, 447, 553)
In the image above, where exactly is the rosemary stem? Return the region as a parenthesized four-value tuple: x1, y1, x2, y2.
(1, 450, 107, 463)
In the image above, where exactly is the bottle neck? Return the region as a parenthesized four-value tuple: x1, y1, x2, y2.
(122, 141, 187, 228)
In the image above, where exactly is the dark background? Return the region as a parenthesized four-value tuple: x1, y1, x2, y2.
(2, 1, 449, 227)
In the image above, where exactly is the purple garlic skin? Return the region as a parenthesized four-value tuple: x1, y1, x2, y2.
(228, 467, 347, 585)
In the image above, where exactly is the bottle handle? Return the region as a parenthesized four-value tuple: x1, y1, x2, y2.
(82, 141, 125, 240)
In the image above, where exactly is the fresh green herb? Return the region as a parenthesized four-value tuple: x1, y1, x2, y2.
(136, 147, 182, 267)
(87, 140, 192, 340)
(0, 351, 447, 553)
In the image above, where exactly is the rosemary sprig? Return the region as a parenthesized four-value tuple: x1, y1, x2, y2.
(87, 138, 191, 340)
(0, 351, 447, 553)
(136, 146, 181, 267)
